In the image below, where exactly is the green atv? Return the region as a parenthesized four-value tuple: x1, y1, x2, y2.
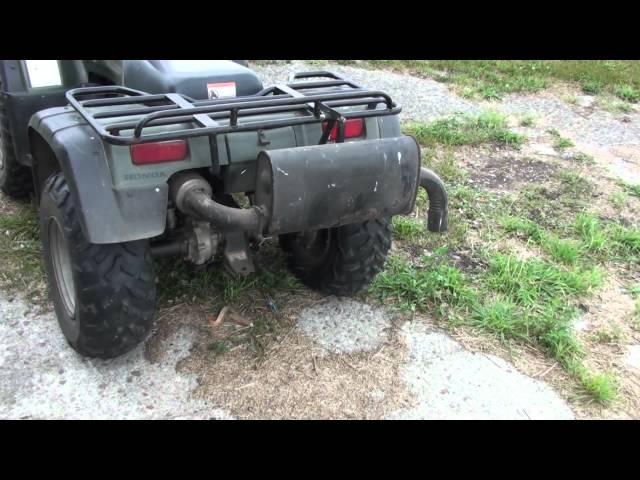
(0, 60, 448, 359)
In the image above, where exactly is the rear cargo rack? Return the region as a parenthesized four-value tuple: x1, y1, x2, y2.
(65, 71, 402, 146)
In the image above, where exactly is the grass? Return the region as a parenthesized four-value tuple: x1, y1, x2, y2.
(615, 85, 640, 103)
(591, 325, 624, 344)
(0, 203, 45, 297)
(622, 182, 640, 198)
(597, 96, 635, 114)
(485, 254, 602, 305)
(548, 129, 575, 150)
(370, 251, 611, 402)
(630, 284, 640, 331)
(155, 250, 300, 306)
(554, 137, 574, 150)
(500, 216, 581, 265)
(519, 114, 536, 127)
(542, 235, 582, 265)
(572, 152, 596, 165)
(574, 213, 608, 254)
(371, 255, 475, 314)
(609, 225, 640, 257)
(387, 135, 622, 404)
(610, 191, 628, 211)
(403, 111, 524, 148)
(558, 171, 592, 197)
(361, 60, 640, 102)
(377, 157, 632, 405)
(576, 370, 618, 404)
(628, 286, 640, 330)
(499, 171, 594, 233)
(501, 210, 639, 265)
(392, 216, 425, 240)
(581, 80, 603, 95)
(574, 213, 640, 261)
(564, 95, 578, 105)
(421, 149, 467, 183)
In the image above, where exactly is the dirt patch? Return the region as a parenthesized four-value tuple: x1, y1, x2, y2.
(495, 236, 545, 261)
(464, 152, 557, 192)
(144, 287, 414, 419)
(574, 142, 640, 186)
(573, 275, 640, 419)
(0, 192, 20, 216)
(448, 250, 486, 273)
(179, 317, 413, 420)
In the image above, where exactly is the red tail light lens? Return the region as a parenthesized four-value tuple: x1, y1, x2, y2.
(130, 140, 188, 165)
(322, 118, 365, 141)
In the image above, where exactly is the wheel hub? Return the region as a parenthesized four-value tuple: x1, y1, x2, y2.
(48, 218, 76, 317)
(0, 134, 5, 171)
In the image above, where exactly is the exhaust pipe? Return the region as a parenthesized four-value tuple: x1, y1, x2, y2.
(170, 172, 266, 233)
(170, 165, 447, 236)
(419, 167, 448, 233)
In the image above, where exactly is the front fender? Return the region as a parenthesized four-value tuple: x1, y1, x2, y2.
(29, 107, 168, 244)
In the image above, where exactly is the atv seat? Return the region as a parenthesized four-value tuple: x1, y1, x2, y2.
(88, 60, 264, 100)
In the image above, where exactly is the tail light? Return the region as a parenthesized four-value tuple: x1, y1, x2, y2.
(130, 140, 189, 165)
(322, 118, 365, 141)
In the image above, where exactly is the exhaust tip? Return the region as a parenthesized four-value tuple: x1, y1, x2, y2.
(419, 167, 449, 233)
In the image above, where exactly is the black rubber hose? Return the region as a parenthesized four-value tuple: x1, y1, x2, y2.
(419, 167, 449, 233)
(182, 188, 265, 233)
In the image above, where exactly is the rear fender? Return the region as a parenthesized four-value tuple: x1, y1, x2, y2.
(29, 108, 168, 244)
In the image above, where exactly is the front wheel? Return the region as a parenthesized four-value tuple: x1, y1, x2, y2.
(40, 173, 157, 358)
(279, 218, 392, 296)
(0, 93, 33, 198)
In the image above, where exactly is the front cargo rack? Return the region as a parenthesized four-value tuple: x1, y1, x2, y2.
(65, 71, 402, 146)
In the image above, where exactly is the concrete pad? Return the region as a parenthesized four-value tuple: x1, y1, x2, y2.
(625, 345, 640, 370)
(297, 297, 392, 354)
(0, 290, 232, 420)
(388, 322, 575, 420)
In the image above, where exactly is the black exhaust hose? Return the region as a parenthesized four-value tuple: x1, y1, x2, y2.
(419, 167, 448, 233)
(181, 188, 265, 233)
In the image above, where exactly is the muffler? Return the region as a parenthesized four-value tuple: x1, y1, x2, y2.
(170, 136, 447, 237)
(254, 136, 422, 235)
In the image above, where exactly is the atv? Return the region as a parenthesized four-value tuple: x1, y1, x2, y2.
(0, 60, 448, 359)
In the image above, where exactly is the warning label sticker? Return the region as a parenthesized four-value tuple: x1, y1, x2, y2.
(207, 81, 236, 99)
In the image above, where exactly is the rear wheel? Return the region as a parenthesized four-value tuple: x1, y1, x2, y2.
(40, 172, 157, 358)
(279, 218, 392, 296)
(0, 92, 33, 198)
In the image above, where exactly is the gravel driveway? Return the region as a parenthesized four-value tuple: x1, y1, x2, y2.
(3, 60, 639, 419)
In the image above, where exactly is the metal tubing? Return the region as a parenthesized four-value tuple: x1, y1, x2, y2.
(150, 240, 185, 258)
(170, 172, 265, 234)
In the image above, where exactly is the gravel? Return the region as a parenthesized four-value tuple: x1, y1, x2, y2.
(0, 290, 232, 420)
(251, 61, 480, 122)
(252, 61, 640, 149)
(497, 94, 640, 147)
